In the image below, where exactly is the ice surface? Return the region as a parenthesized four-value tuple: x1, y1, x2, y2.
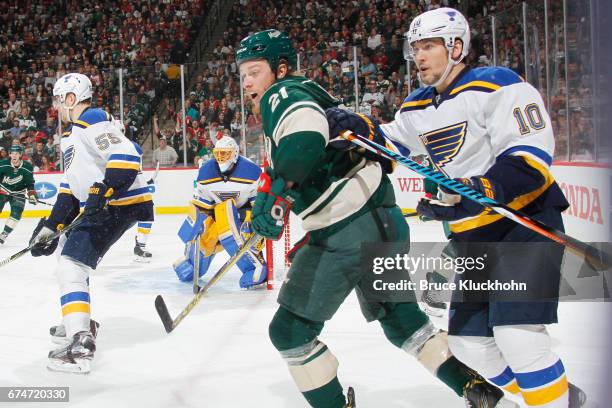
(0, 216, 608, 407)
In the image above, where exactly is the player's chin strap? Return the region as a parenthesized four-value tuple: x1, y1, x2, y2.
(419, 48, 464, 89)
(340, 130, 612, 271)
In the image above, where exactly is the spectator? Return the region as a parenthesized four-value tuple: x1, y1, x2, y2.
(152, 137, 179, 168)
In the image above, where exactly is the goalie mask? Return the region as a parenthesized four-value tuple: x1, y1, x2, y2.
(213, 136, 239, 174)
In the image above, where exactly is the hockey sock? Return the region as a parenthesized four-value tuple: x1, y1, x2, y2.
(448, 334, 520, 396)
(269, 307, 346, 408)
(137, 222, 152, 246)
(494, 325, 568, 407)
(57, 256, 93, 337)
(379, 303, 486, 397)
(3, 216, 18, 235)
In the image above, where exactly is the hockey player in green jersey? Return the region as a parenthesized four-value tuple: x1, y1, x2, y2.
(237, 29, 514, 408)
(0, 145, 37, 243)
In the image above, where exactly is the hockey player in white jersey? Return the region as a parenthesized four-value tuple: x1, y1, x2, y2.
(173, 136, 267, 288)
(29, 73, 154, 373)
(327, 7, 586, 407)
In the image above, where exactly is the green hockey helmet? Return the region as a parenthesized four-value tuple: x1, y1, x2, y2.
(236, 29, 297, 71)
(9, 145, 23, 154)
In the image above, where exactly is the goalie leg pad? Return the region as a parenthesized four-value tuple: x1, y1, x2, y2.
(173, 242, 215, 282)
(215, 200, 267, 287)
(57, 255, 92, 338)
(177, 205, 207, 243)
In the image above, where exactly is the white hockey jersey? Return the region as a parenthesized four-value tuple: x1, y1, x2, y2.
(58, 108, 152, 206)
(191, 155, 260, 211)
(381, 67, 565, 237)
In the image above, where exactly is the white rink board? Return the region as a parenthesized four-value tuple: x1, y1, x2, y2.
(21, 163, 610, 242)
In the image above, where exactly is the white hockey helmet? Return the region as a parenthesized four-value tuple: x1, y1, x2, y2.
(53, 73, 93, 106)
(213, 136, 239, 173)
(405, 8, 470, 87)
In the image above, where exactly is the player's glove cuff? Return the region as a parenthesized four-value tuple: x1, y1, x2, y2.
(84, 182, 114, 217)
(251, 168, 295, 240)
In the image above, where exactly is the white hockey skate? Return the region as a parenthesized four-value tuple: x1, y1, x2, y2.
(50, 319, 99, 345)
(47, 331, 96, 374)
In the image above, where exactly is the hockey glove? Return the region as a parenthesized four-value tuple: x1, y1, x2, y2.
(325, 107, 379, 150)
(416, 176, 503, 222)
(29, 217, 60, 257)
(84, 182, 114, 223)
(325, 107, 396, 173)
(251, 168, 295, 240)
(27, 190, 37, 205)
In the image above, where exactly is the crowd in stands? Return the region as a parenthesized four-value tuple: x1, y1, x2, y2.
(0, 0, 208, 170)
(0, 0, 598, 171)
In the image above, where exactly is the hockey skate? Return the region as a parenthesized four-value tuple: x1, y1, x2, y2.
(134, 238, 152, 262)
(47, 331, 96, 374)
(569, 383, 587, 408)
(463, 375, 519, 408)
(420, 271, 448, 317)
(345, 387, 356, 407)
(0, 231, 8, 244)
(50, 319, 100, 345)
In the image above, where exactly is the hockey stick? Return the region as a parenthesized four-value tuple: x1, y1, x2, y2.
(148, 161, 161, 185)
(341, 131, 612, 271)
(192, 233, 201, 294)
(0, 216, 86, 269)
(403, 211, 418, 218)
(155, 233, 264, 333)
(4, 191, 54, 207)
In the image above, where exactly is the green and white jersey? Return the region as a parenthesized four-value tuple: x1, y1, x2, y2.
(259, 76, 394, 232)
(0, 159, 35, 194)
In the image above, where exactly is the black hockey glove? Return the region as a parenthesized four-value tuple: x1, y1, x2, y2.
(325, 107, 395, 173)
(29, 217, 60, 257)
(84, 182, 114, 218)
(416, 176, 504, 222)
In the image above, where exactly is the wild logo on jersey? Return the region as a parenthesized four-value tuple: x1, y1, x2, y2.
(63, 145, 75, 170)
(419, 121, 467, 168)
(213, 191, 240, 202)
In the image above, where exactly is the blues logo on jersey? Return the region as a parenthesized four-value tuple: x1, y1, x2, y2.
(419, 121, 467, 168)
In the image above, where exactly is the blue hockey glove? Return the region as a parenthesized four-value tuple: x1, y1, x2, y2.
(416, 177, 503, 222)
(251, 168, 295, 240)
(30, 217, 60, 257)
(325, 107, 379, 150)
(84, 182, 114, 222)
(325, 107, 397, 173)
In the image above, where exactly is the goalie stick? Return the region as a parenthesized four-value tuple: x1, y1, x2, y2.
(155, 233, 264, 333)
(0, 216, 86, 269)
(341, 130, 611, 271)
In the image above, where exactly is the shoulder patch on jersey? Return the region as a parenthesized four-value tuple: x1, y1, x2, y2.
(230, 156, 261, 182)
(63, 145, 75, 170)
(401, 87, 434, 112)
(198, 159, 222, 182)
(74, 108, 111, 128)
(450, 67, 523, 96)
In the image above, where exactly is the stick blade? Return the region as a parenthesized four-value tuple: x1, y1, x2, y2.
(154, 295, 174, 333)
